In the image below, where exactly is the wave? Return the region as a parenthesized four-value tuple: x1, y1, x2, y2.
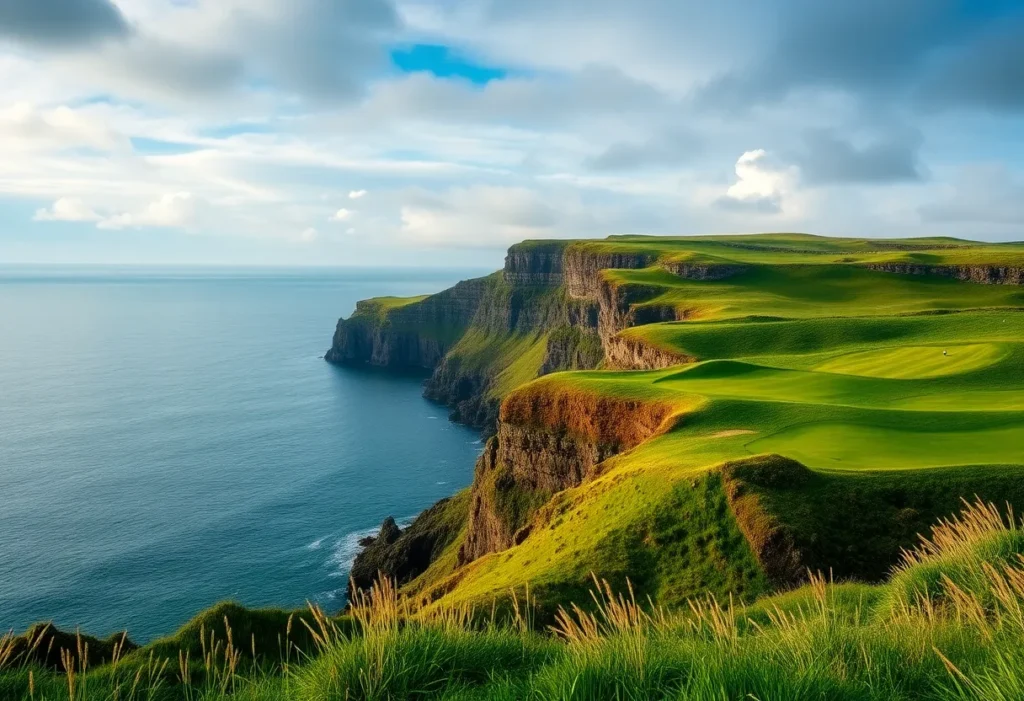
(326, 515, 417, 578)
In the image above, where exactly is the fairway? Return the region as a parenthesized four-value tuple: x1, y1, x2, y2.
(813, 343, 1007, 379)
(748, 422, 1024, 470)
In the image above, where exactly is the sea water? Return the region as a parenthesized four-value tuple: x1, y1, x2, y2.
(0, 266, 486, 641)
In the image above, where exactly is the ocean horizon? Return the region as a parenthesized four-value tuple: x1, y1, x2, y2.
(0, 265, 489, 642)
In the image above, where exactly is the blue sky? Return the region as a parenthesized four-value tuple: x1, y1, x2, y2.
(0, 0, 1022, 266)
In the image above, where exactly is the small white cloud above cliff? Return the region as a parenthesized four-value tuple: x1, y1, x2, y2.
(716, 149, 798, 214)
(330, 208, 353, 222)
(348, 190, 367, 199)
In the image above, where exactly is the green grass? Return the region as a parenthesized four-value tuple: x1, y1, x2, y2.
(10, 500, 1024, 700)
(606, 264, 1024, 321)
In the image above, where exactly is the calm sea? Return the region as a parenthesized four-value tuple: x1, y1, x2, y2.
(0, 266, 487, 642)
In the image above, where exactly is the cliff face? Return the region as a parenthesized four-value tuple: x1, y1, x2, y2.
(865, 263, 1024, 285)
(324, 277, 491, 369)
(662, 261, 748, 281)
(458, 388, 676, 564)
(329, 242, 670, 429)
(604, 334, 692, 370)
(326, 242, 684, 424)
(502, 241, 568, 286)
(561, 247, 659, 299)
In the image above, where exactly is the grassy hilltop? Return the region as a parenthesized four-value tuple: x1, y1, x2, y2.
(7, 233, 1024, 699)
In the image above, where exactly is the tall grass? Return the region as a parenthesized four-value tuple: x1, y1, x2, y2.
(5, 500, 1024, 700)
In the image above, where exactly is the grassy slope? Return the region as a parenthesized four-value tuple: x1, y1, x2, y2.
(412, 235, 1024, 613)
(9, 503, 1024, 699)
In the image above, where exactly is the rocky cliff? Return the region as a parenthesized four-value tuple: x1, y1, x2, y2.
(864, 263, 1024, 285)
(324, 276, 492, 369)
(326, 242, 676, 430)
(604, 334, 692, 370)
(348, 491, 469, 596)
(458, 386, 676, 564)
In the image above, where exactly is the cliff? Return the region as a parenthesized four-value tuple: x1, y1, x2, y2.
(459, 386, 677, 564)
(325, 241, 674, 429)
(864, 263, 1024, 285)
(324, 276, 492, 369)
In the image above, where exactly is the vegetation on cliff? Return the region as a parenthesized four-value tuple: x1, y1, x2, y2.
(10, 501, 1024, 699)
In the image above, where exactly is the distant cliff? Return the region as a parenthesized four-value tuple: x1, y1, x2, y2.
(325, 241, 669, 429)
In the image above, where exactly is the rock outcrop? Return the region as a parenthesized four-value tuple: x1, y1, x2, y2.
(662, 261, 748, 281)
(604, 334, 692, 370)
(348, 492, 470, 596)
(865, 263, 1024, 285)
(4, 624, 137, 671)
(326, 241, 684, 429)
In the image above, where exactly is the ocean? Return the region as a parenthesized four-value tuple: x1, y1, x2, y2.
(0, 266, 486, 642)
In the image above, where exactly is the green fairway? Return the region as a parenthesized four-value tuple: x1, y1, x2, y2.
(749, 422, 1024, 470)
(813, 342, 1008, 378)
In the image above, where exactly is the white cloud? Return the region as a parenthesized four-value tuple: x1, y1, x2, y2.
(330, 207, 353, 221)
(0, 102, 127, 152)
(98, 192, 199, 230)
(33, 197, 101, 222)
(717, 149, 798, 214)
(348, 189, 367, 199)
(396, 184, 654, 247)
(297, 227, 318, 242)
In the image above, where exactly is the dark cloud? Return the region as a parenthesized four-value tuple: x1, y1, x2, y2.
(694, 0, 1023, 113)
(795, 129, 924, 185)
(0, 0, 129, 47)
(239, 0, 399, 100)
(586, 129, 701, 171)
(919, 17, 1024, 112)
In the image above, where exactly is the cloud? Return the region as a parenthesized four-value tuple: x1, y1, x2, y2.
(33, 197, 101, 222)
(795, 129, 924, 185)
(685, 0, 1024, 121)
(330, 207, 354, 221)
(296, 227, 318, 242)
(399, 185, 583, 247)
(919, 17, 1024, 113)
(356, 65, 668, 129)
(715, 149, 794, 214)
(6, 0, 399, 106)
(0, 0, 130, 48)
(919, 164, 1024, 228)
(0, 102, 127, 151)
(586, 128, 701, 171)
(348, 189, 367, 199)
(98, 192, 199, 230)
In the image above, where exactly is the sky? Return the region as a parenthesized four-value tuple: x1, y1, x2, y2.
(0, 0, 1022, 266)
